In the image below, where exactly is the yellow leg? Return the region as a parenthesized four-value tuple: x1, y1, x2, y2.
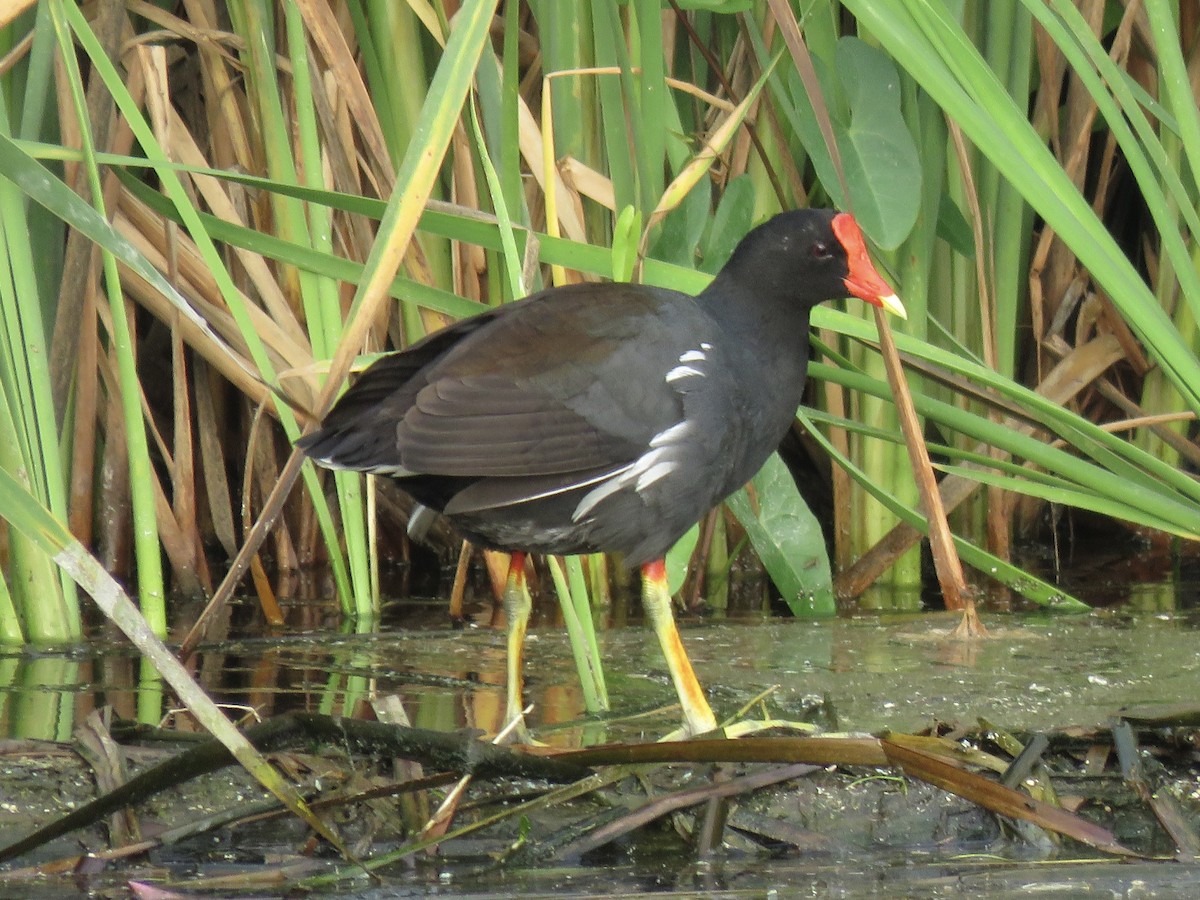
(641, 560, 717, 736)
(502, 552, 532, 741)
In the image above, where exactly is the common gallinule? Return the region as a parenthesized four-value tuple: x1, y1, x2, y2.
(300, 209, 904, 737)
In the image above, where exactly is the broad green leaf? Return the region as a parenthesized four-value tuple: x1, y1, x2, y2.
(726, 453, 835, 618)
(834, 37, 921, 249)
(777, 37, 920, 249)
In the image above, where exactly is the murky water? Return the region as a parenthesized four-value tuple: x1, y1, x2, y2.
(1, 606, 1198, 744)
(3, 594, 1200, 895)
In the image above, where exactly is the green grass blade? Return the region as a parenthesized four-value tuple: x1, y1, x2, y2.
(844, 0, 1200, 415)
(53, 0, 165, 633)
(796, 409, 1088, 611)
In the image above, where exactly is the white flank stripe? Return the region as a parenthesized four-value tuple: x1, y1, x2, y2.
(572, 420, 691, 519)
(666, 365, 704, 383)
(636, 460, 676, 490)
(651, 420, 690, 447)
(678, 349, 706, 363)
(572, 467, 632, 521)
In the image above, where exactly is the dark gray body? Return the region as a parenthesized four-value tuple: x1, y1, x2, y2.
(300, 209, 849, 566)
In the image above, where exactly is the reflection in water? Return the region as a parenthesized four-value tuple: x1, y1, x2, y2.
(0, 657, 77, 742)
(3, 607, 1200, 745)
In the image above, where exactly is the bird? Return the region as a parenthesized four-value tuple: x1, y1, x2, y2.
(299, 208, 904, 738)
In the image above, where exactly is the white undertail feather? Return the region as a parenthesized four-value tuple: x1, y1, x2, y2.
(315, 457, 414, 477)
(407, 504, 438, 540)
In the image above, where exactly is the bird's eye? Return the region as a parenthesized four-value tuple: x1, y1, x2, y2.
(811, 240, 832, 259)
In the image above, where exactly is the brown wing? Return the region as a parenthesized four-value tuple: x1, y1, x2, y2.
(389, 283, 702, 479)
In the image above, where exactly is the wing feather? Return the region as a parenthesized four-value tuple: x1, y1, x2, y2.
(302, 282, 721, 489)
(398, 375, 637, 476)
